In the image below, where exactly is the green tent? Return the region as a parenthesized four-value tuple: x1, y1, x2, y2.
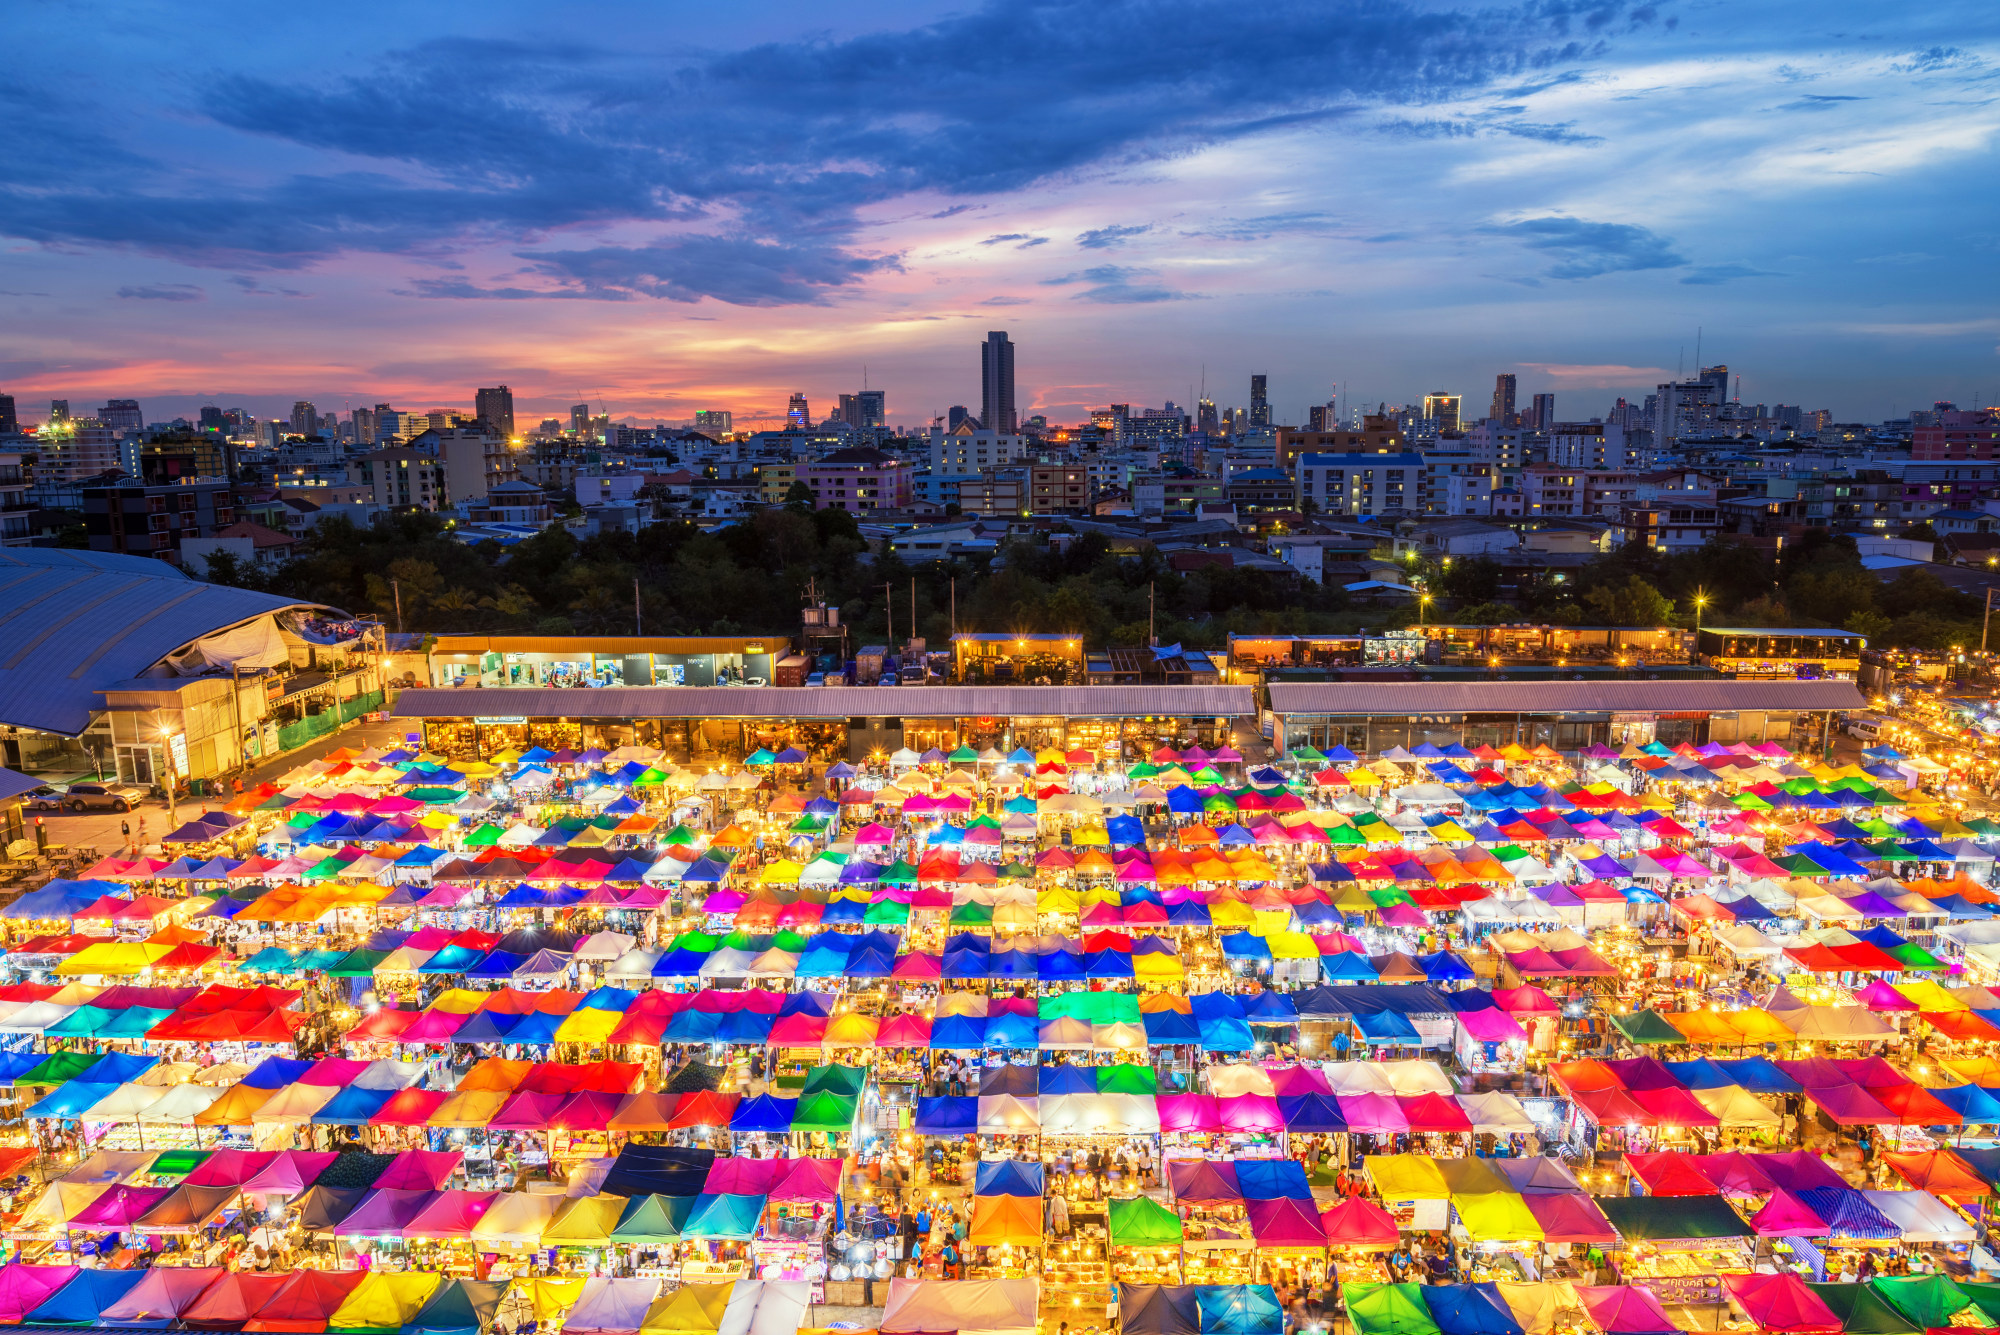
(878, 860, 918, 884)
(1342, 1284, 1441, 1335)
(863, 900, 910, 926)
(1288, 746, 1326, 762)
(1871, 1276, 1972, 1329)
(1610, 1011, 1688, 1045)
(791, 1091, 859, 1134)
(666, 931, 721, 953)
(1096, 1063, 1158, 1095)
(464, 824, 505, 847)
(998, 863, 1034, 879)
(788, 815, 827, 834)
(1593, 1196, 1754, 1241)
(632, 767, 669, 786)
(1108, 1195, 1184, 1246)
(326, 948, 390, 977)
(1126, 763, 1161, 779)
(407, 1280, 506, 1335)
(1952, 1280, 2000, 1327)
(802, 1065, 867, 1097)
(148, 1148, 211, 1178)
(1805, 1283, 1919, 1335)
(948, 901, 994, 927)
(402, 786, 464, 803)
(1326, 826, 1366, 847)
(1368, 888, 1416, 908)
(610, 1194, 689, 1244)
(771, 929, 811, 953)
(1864, 841, 1921, 862)
(1733, 793, 1774, 811)
(949, 746, 980, 764)
(16, 1051, 101, 1086)
(661, 825, 697, 846)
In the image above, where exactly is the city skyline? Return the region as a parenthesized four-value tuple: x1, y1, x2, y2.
(4, 0, 1998, 425)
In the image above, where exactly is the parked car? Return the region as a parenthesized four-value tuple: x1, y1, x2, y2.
(21, 785, 69, 812)
(54, 781, 149, 812)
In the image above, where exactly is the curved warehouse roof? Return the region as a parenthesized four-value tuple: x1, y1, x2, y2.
(393, 684, 1256, 720)
(0, 548, 328, 736)
(1268, 679, 1866, 716)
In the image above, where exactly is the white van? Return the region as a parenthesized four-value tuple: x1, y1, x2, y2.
(1845, 714, 1887, 741)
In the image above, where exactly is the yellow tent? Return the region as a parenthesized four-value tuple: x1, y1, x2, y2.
(1899, 980, 1968, 1013)
(429, 989, 490, 1015)
(638, 1283, 734, 1335)
(1264, 932, 1320, 960)
(329, 1272, 443, 1333)
(1131, 953, 1184, 980)
(1364, 1155, 1449, 1201)
(823, 1013, 881, 1048)
(553, 1009, 624, 1045)
(1209, 901, 1255, 928)
(428, 1090, 512, 1127)
(1451, 1192, 1544, 1242)
(457, 1059, 533, 1091)
(192, 1083, 276, 1125)
(542, 1195, 627, 1248)
(511, 1277, 587, 1323)
(1724, 1008, 1794, 1043)
(759, 860, 803, 885)
(1037, 887, 1080, 914)
(56, 941, 173, 976)
(15, 1180, 109, 1230)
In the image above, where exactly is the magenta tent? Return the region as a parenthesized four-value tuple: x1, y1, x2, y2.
(1755, 1151, 1848, 1193)
(1803, 1083, 1895, 1125)
(769, 1157, 843, 1202)
(488, 1091, 566, 1131)
(1246, 1197, 1330, 1247)
(1320, 1198, 1399, 1249)
(1491, 985, 1561, 1014)
(1397, 1093, 1473, 1133)
(551, 1091, 622, 1131)
(1218, 1094, 1284, 1133)
(1722, 1273, 1841, 1334)
(768, 1014, 829, 1045)
(69, 1185, 168, 1229)
(332, 1188, 439, 1237)
(240, 1150, 338, 1197)
(1157, 1094, 1223, 1133)
(878, 1014, 933, 1046)
(0, 1266, 79, 1322)
(300, 1058, 371, 1086)
(1168, 1159, 1242, 1204)
(1270, 1065, 1333, 1096)
(402, 1189, 499, 1240)
(1336, 1093, 1408, 1133)
(185, 1148, 280, 1188)
(400, 1009, 469, 1043)
(1749, 1188, 1830, 1237)
(1456, 1009, 1528, 1043)
(1575, 1284, 1681, 1335)
(1523, 1193, 1617, 1245)
(704, 1158, 783, 1195)
(375, 1150, 463, 1190)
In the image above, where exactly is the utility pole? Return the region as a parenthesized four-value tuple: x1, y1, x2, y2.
(950, 578, 956, 641)
(1148, 582, 1156, 647)
(634, 578, 643, 636)
(1983, 587, 1995, 655)
(911, 577, 917, 646)
(885, 581, 893, 649)
(392, 578, 403, 634)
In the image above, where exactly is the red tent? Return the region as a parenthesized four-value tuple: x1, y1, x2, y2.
(1722, 1273, 1841, 1334)
(1623, 1152, 1721, 1197)
(1523, 1193, 1618, 1245)
(1319, 1197, 1399, 1250)
(240, 1270, 367, 1332)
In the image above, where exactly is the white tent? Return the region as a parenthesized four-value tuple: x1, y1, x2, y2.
(61, 1150, 154, 1184)
(1863, 1189, 1975, 1243)
(879, 1279, 1040, 1335)
(79, 1083, 167, 1122)
(604, 947, 665, 980)
(975, 1094, 1039, 1134)
(1322, 1061, 1396, 1095)
(472, 1192, 559, 1246)
(1456, 1091, 1536, 1135)
(1380, 1060, 1456, 1095)
(716, 1280, 813, 1335)
(1713, 924, 1784, 959)
(1205, 1064, 1276, 1097)
(1692, 1084, 1781, 1128)
(574, 931, 636, 961)
(562, 1277, 663, 1335)
(132, 1084, 225, 1124)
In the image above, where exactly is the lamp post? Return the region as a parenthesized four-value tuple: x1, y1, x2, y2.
(1419, 593, 1432, 628)
(159, 728, 180, 827)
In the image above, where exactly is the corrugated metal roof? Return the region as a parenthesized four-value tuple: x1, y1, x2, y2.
(393, 684, 1257, 720)
(430, 634, 790, 655)
(1267, 679, 1867, 716)
(0, 550, 325, 736)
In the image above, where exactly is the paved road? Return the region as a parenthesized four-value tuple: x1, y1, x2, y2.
(24, 715, 412, 861)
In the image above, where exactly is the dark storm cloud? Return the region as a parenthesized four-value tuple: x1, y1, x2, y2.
(1483, 215, 1688, 278)
(0, 0, 1663, 303)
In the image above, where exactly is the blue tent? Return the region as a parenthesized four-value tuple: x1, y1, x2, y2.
(1165, 901, 1214, 926)
(453, 1011, 523, 1044)
(1320, 951, 1378, 983)
(312, 1085, 395, 1126)
(819, 899, 867, 925)
(1083, 949, 1135, 979)
(1121, 1283, 1201, 1335)
(975, 1159, 1045, 1197)
(729, 1095, 798, 1134)
(1242, 993, 1299, 1024)
(1166, 787, 1204, 815)
(940, 947, 992, 979)
(1038, 950, 1086, 980)
(465, 951, 529, 979)
(1930, 1083, 2000, 1123)
(795, 937, 854, 976)
(983, 1012, 1039, 1049)
(243, 1057, 313, 1088)
(237, 946, 300, 973)
(1197, 1285, 1284, 1335)
(664, 1010, 722, 1042)
(1107, 815, 1146, 845)
(1276, 1093, 1347, 1133)
(776, 991, 835, 1018)
(1713, 894, 1778, 922)
(1352, 1011, 1423, 1044)
(418, 944, 488, 974)
(1, 881, 107, 919)
(1714, 1056, 1802, 1094)
(1417, 950, 1475, 982)
(714, 1012, 774, 1045)
(86, 1053, 159, 1084)
(1039, 1065, 1097, 1095)
(1142, 1009, 1202, 1046)
(26, 1080, 119, 1118)
(505, 1011, 568, 1045)
(1195, 1017, 1256, 1053)
(1662, 1058, 1737, 1089)
(930, 1016, 987, 1049)
(912, 1095, 977, 1134)
(25, 1269, 150, 1326)
(1219, 931, 1272, 960)
(846, 933, 901, 977)
(651, 948, 710, 977)
(990, 947, 1039, 980)
(1423, 1284, 1526, 1335)
(1236, 1159, 1312, 1200)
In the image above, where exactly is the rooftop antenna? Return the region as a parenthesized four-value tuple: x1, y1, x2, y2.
(1695, 327, 1703, 373)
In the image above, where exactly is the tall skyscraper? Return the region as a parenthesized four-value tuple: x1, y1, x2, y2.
(1308, 403, 1339, 431)
(1490, 374, 1517, 426)
(569, 403, 590, 435)
(948, 405, 973, 432)
(981, 331, 1016, 434)
(290, 401, 318, 436)
(694, 410, 732, 434)
(787, 393, 811, 429)
(837, 389, 886, 430)
(1248, 375, 1269, 428)
(1196, 398, 1219, 434)
(1530, 393, 1555, 431)
(0, 395, 15, 435)
(98, 400, 143, 432)
(475, 386, 515, 438)
(1422, 392, 1462, 433)
(49, 401, 69, 425)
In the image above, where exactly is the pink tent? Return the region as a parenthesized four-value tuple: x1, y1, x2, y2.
(1397, 1093, 1473, 1133)
(374, 1149, 463, 1190)
(1854, 979, 1920, 1012)
(1319, 1198, 1399, 1249)
(401, 1009, 470, 1043)
(1335, 1093, 1408, 1133)
(1524, 1193, 1618, 1244)
(768, 1014, 829, 1045)
(890, 953, 942, 980)
(69, 1185, 168, 1229)
(487, 1091, 565, 1131)
(239, 1150, 339, 1197)
(1217, 1094, 1284, 1133)
(402, 1189, 499, 1240)
(877, 1014, 933, 1047)
(1749, 1188, 1830, 1237)
(185, 1149, 280, 1188)
(704, 1158, 783, 1195)
(1491, 985, 1561, 1014)
(1574, 1284, 1681, 1335)
(0, 1265, 79, 1322)
(1722, 1273, 1841, 1335)
(768, 1157, 844, 1202)
(1156, 1094, 1223, 1133)
(1246, 1197, 1329, 1247)
(1456, 1009, 1528, 1042)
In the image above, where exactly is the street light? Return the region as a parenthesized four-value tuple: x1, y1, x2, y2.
(159, 728, 180, 827)
(1420, 593, 1432, 628)
(1693, 590, 1709, 637)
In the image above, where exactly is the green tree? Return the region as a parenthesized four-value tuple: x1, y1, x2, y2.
(1582, 575, 1674, 626)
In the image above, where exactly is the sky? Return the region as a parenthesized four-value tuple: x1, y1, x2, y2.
(3, 0, 1998, 431)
